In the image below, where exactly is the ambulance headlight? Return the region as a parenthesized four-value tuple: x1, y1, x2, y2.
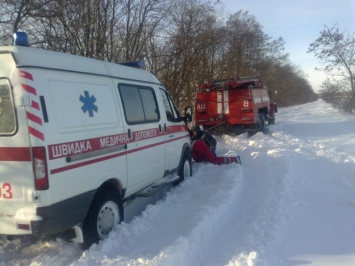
(13, 32, 29, 47)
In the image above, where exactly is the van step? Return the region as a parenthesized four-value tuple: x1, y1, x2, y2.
(136, 184, 166, 197)
(136, 175, 181, 197)
(154, 174, 181, 185)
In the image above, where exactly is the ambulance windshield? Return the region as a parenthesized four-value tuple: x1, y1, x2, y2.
(0, 79, 16, 135)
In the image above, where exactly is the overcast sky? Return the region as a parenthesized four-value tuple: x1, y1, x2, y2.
(221, 0, 355, 91)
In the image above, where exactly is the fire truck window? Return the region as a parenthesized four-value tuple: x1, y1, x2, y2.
(118, 84, 159, 124)
(0, 80, 16, 135)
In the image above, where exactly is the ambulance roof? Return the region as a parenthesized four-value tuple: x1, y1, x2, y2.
(0, 46, 161, 85)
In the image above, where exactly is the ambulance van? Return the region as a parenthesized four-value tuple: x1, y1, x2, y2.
(0, 33, 192, 245)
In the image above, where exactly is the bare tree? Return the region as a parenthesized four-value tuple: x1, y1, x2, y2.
(0, 0, 55, 45)
(153, 0, 220, 110)
(36, 0, 121, 58)
(114, 0, 172, 62)
(308, 25, 355, 111)
(13, 0, 172, 62)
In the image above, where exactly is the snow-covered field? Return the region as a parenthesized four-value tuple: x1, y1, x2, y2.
(1, 99, 355, 266)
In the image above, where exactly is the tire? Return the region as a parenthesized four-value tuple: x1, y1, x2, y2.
(174, 153, 192, 186)
(257, 113, 266, 131)
(268, 117, 275, 125)
(82, 190, 122, 247)
(179, 156, 192, 179)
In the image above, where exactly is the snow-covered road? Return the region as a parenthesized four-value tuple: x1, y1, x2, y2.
(1, 99, 355, 266)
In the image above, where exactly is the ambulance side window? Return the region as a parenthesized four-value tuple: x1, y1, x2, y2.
(0, 79, 16, 135)
(159, 88, 179, 122)
(118, 84, 160, 124)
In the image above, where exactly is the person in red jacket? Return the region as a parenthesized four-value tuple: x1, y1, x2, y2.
(191, 140, 241, 165)
(191, 125, 217, 156)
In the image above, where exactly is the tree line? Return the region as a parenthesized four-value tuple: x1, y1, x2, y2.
(0, 0, 318, 112)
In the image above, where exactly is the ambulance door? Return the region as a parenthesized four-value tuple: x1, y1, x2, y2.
(159, 88, 186, 172)
(118, 83, 165, 194)
(44, 75, 128, 204)
(0, 57, 34, 235)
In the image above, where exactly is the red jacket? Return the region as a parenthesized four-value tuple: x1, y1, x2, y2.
(191, 140, 238, 165)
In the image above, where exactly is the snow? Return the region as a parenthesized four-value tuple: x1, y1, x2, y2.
(1, 99, 355, 266)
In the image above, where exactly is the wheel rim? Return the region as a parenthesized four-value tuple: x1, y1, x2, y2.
(97, 201, 119, 239)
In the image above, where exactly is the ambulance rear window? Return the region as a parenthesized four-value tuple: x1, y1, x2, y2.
(0, 79, 16, 135)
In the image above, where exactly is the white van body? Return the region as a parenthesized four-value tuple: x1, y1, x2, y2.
(0, 45, 191, 244)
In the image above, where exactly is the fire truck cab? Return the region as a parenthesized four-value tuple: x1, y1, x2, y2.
(195, 76, 277, 134)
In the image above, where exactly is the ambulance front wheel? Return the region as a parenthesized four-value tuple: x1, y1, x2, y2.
(174, 154, 192, 186)
(82, 190, 122, 248)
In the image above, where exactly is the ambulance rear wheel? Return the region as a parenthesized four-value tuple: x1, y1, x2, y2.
(82, 190, 122, 248)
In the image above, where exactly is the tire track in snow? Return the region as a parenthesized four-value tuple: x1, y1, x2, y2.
(269, 123, 355, 190)
(155, 165, 246, 266)
(223, 132, 299, 266)
(75, 163, 245, 266)
(264, 119, 355, 265)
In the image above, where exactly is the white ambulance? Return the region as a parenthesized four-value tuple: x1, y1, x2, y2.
(0, 33, 192, 245)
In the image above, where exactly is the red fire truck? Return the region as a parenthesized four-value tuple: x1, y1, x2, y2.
(195, 76, 277, 134)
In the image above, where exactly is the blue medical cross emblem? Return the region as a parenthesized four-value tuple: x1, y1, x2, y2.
(80, 91, 98, 117)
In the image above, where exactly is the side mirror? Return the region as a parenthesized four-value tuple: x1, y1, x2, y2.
(184, 106, 193, 123)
